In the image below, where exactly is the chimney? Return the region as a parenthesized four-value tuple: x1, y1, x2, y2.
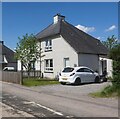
(0, 41, 4, 45)
(53, 13, 65, 24)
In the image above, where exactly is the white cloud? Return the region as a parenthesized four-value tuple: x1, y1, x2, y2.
(105, 25, 116, 32)
(97, 37, 101, 40)
(75, 24, 95, 33)
(96, 37, 105, 40)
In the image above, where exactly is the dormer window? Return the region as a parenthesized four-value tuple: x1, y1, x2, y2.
(45, 39, 52, 51)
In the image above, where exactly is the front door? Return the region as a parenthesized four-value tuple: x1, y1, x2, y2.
(64, 58, 70, 68)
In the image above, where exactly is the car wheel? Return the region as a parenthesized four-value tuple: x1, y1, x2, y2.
(95, 76, 102, 83)
(75, 78, 81, 85)
(60, 82, 66, 85)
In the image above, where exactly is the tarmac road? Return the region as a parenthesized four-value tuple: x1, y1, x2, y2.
(2, 81, 119, 118)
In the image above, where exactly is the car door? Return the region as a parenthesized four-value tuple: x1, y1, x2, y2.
(76, 68, 88, 83)
(83, 68, 95, 82)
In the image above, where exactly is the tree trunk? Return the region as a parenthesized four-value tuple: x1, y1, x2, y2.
(21, 61, 23, 85)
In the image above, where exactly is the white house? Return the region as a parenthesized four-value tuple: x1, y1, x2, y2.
(18, 14, 112, 78)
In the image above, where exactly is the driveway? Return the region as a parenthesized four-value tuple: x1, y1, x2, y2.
(2, 81, 118, 117)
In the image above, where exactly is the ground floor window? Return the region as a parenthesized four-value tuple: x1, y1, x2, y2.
(45, 59, 53, 72)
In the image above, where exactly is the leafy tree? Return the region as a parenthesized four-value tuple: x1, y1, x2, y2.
(102, 35, 118, 50)
(109, 43, 120, 96)
(109, 43, 120, 88)
(15, 34, 44, 78)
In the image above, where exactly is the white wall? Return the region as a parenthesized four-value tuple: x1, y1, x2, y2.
(38, 35, 78, 78)
(17, 60, 26, 71)
(99, 57, 113, 77)
(18, 60, 21, 71)
(78, 54, 99, 72)
(107, 59, 112, 77)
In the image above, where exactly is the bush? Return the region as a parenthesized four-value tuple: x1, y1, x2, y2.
(101, 85, 118, 97)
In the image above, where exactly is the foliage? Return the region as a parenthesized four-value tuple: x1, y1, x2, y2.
(90, 85, 120, 98)
(102, 35, 118, 50)
(23, 78, 59, 87)
(15, 34, 44, 72)
(109, 43, 120, 61)
(90, 40, 120, 98)
(109, 44, 120, 87)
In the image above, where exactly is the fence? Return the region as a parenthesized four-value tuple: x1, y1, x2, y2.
(1, 71, 22, 84)
(22, 70, 42, 78)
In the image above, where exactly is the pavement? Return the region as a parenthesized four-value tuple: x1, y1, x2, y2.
(1, 81, 119, 118)
(1, 102, 34, 117)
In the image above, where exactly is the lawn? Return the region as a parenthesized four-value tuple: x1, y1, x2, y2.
(23, 78, 60, 87)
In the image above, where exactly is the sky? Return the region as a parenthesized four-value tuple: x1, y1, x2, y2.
(2, 2, 118, 50)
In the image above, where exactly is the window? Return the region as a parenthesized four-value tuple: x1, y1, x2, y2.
(77, 68, 84, 72)
(62, 67, 74, 73)
(77, 68, 94, 73)
(45, 59, 53, 72)
(45, 39, 52, 51)
(83, 68, 93, 73)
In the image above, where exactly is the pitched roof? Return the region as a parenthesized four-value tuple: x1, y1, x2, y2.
(36, 19, 108, 55)
(0, 43, 17, 63)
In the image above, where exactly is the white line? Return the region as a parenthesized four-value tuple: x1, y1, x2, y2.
(36, 103, 63, 116)
(23, 101, 63, 116)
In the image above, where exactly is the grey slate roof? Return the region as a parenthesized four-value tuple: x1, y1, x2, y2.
(36, 20, 108, 55)
(0, 43, 17, 63)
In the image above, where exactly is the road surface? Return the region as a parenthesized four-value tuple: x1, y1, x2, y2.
(2, 81, 119, 118)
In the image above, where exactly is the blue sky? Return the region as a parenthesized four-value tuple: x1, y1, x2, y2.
(2, 2, 118, 50)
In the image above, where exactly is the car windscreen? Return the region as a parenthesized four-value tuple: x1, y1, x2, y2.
(62, 67, 74, 72)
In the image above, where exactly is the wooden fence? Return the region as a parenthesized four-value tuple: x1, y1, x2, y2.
(22, 70, 42, 78)
(1, 71, 22, 84)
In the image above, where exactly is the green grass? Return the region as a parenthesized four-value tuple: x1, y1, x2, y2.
(23, 78, 60, 87)
(90, 85, 120, 98)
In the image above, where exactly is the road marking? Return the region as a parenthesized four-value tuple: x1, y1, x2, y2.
(36, 103, 63, 116)
(23, 101, 63, 116)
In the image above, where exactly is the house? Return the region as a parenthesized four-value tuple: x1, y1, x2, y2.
(0, 41, 17, 70)
(18, 14, 112, 78)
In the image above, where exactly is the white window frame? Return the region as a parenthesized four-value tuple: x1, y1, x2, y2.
(45, 39, 52, 51)
(45, 59, 53, 72)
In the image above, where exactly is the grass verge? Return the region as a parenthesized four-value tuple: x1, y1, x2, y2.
(90, 85, 120, 98)
(23, 78, 60, 87)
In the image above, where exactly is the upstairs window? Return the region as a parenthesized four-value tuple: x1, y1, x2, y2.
(45, 39, 52, 51)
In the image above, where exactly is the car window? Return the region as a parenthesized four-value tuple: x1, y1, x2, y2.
(62, 67, 74, 72)
(77, 68, 84, 72)
(83, 68, 94, 73)
(77, 68, 94, 73)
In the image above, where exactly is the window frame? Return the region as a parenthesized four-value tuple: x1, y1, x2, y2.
(44, 59, 53, 73)
(45, 39, 52, 52)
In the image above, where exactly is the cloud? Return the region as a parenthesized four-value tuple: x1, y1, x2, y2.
(96, 37, 105, 40)
(105, 25, 116, 32)
(97, 37, 101, 40)
(75, 24, 95, 33)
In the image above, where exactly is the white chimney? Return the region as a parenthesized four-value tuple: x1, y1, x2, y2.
(53, 14, 65, 24)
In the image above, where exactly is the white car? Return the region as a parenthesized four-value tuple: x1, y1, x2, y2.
(59, 66, 101, 85)
(3, 67, 15, 71)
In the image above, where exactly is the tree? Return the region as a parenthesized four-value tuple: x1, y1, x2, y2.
(109, 43, 120, 96)
(109, 43, 120, 88)
(15, 34, 44, 78)
(102, 35, 118, 50)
